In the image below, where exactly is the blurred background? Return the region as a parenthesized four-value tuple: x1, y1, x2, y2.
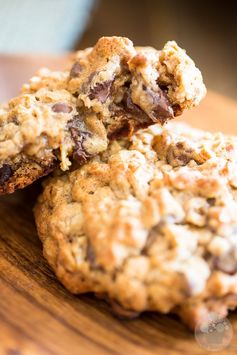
(0, 0, 237, 100)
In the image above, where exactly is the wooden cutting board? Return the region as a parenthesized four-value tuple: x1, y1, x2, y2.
(1, 91, 237, 355)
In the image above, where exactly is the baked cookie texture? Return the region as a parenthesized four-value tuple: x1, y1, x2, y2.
(0, 36, 206, 194)
(35, 122, 237, 329)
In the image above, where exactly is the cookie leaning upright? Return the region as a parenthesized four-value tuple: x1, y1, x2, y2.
(68, 37, 206, 126)
(34, 122, 237, 329)
(0, 36, 206, 194)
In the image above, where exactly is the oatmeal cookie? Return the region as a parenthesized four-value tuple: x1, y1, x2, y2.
(0, 36, 206, 194)
(34, 122, 237, 329)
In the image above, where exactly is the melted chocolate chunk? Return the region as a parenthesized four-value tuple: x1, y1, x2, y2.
(122, 86, 173, 127)
(52, 103, 73, 113)
(122, 92, 151, 123)
(0, 164, 13, 185)
(88, 80, 113, 103)
(146, 86, 174, 123)
(172, 104, 182, 116)
(107, 102, 149, 140)
(68, 115, 92, 164)
(70, 61, 82, 78)
(107, 90, 150, 139)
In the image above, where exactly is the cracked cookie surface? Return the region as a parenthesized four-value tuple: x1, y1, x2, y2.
(0, 36, 206, 194)
(35, 122, 237, 329)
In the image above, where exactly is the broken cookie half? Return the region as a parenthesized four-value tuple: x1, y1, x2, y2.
(0, 36, 206, 194)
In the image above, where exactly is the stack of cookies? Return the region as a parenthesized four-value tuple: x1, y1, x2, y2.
(2, 36, 236, 330)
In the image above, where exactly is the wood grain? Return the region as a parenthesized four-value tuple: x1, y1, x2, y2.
(1, 92, 237, 354)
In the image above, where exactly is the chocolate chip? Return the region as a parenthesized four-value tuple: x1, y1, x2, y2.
(109, 86, 172, 138)
(142, 215, 176, 254)
(212, 252, 237, 275)
(12, 116, 19, 125)
(70, 61, 82, 78)
(128, 84, 173, 124)
(148, 87, 174, 123)
(110, 300, 140, 320)
(176, 142, 185, 149)
(0, 164, 13, 185)
(207, 198, 216, 206)
(122, 91, 151, 123)
(71, 133, 91, 163)
(166, 142, 195, 167)
(87, 241, 96, 265)
(159, 84, 169, 93)
(52, 103, 73, 113)
(107, 91, 151, 139)
(172, 104, 182, 116)
(68, 115, 92, 164)
(86, 241, 102, 270)
(88, 80, 113, 103)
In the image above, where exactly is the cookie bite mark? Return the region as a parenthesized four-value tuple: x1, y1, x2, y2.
(68, 36, 206, 139)
(128, 52, 174, 124)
